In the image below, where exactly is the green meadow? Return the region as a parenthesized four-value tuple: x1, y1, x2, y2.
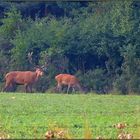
(0, 93, 140, 139)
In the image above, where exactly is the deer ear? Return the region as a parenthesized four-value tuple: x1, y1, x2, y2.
(41, 65, 45, 70)
(34, 66, 40, 70)
(36, 65, 40, 68)
(41, 65, 47, 72)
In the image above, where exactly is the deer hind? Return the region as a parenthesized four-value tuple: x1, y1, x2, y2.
(55, 74, 83, 93)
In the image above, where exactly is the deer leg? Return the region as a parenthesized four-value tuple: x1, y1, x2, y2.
(67, 84, 71, 94)
(3, 82, 8, 92)
(11, 83, 17, 92)
(25, 84, 29, 93)
(29, 85, 33, 93)
(3, 84, 8, 92)
(3, 82, 12, 92)
(57, 84, 62, 93)
(72, 86, 75, 93)
(26, 84, 32, 93)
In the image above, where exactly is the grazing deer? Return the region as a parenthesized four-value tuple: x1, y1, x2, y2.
(55, 74, 83, 93)
(3, 68, 44, 93)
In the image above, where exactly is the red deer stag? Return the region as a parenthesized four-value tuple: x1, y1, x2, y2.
(3, 68, 44, 93)
(3, 51, 46, 93)
(55, 74, 83, 93)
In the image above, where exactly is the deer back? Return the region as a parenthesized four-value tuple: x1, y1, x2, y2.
(55, 74, 79, 86)
(5, 71, 37, 84)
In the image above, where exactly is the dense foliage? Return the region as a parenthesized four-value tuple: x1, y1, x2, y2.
(0, 1, 140, 94)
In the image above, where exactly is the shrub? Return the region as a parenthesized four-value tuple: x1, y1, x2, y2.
(76, 69, 109, 94)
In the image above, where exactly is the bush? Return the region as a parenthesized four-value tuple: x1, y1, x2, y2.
(113, 75, 129, 94)
(76, 69, 109, 94)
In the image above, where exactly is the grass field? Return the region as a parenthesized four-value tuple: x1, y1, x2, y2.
(0, 93, 140, 139)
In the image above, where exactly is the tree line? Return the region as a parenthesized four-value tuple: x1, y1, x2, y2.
(0, 1, 140, 94)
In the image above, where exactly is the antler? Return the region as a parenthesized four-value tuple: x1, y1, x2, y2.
(27, 52, 33, 64)
(27, 51, 48, 72)
(27, 51, 37, 70)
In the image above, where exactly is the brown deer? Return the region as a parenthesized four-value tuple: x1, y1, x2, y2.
(55, 74, 83, 93)
(3, 51, 45, 93)
(3, 68, 44, 93)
